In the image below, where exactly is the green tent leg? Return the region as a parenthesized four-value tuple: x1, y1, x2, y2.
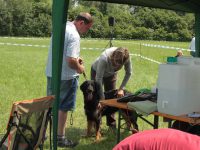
(52, 0, 69, 149)
(195, 13, 200, 57)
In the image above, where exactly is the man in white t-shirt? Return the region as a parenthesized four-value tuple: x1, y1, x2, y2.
(46, 12, 93, 148)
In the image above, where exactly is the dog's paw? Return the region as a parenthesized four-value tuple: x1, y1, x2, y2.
(95, 132, 101, 142)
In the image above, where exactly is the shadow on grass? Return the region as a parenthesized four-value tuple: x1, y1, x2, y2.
(67, 127, 116, 150)
(43, 127, 132, 150)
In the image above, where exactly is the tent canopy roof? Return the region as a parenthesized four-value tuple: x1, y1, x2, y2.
(85, 0, 200, 13)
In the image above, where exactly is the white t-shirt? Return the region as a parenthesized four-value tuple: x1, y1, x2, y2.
(46, 21, 80, 80)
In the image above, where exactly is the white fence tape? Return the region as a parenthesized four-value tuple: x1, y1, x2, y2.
(141, 43, 191, 51)
(0, 42, 48, 48)
(0, 42, 161, 64)
(130, 54, 161, 64)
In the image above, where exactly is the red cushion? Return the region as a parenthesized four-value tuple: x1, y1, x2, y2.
(113, 128, 200, 150)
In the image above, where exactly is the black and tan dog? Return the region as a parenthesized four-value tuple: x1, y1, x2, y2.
(80, 80, 138, 141)
(80, 80, 103, 141)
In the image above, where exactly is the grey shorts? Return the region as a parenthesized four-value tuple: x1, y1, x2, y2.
(47, 77, 79, 111)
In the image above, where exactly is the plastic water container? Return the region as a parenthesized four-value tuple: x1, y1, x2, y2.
(177, 56, 200, 65)
(157, 61, 200, 116)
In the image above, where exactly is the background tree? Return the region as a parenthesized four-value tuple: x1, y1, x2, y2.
(0, 0, 12, 35)
(0, 0, 195, 41)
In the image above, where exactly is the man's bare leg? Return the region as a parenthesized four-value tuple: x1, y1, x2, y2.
(58, 110, 68, 136)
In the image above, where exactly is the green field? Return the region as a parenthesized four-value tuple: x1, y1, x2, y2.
(0, 37, 191, 149)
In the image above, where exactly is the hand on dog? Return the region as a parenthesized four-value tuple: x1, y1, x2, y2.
(98, 103, 105, 112)
(98, 103, 102, 109)
(117, 89, 124, 98)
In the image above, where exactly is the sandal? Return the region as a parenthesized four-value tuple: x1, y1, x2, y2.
(57, 137, 78, 148)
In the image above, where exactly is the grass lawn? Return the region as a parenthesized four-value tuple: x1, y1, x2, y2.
(0, 37, 191, 149)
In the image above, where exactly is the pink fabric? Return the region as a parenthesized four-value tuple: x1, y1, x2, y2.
(113, 128, 200, 150)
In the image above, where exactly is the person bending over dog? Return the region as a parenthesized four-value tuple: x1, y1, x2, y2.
(91, 47, 132, 129)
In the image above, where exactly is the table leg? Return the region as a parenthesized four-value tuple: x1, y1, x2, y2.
(117, 109, 122, 143)
(168, 120, 172, 128)
(154, 115, 159, 129)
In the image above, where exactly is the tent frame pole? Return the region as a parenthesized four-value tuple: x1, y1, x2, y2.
(195, 13, 200, 57)
(52, 0, 69, 150)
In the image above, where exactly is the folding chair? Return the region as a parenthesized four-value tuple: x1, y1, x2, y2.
(0, 96, 54, 150)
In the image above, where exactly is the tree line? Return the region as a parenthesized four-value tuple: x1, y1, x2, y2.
(0, 0, 195, 41)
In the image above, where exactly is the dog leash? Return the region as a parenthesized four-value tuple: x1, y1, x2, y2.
(70, 111, 73, 125)
(83, 71, 87, 80)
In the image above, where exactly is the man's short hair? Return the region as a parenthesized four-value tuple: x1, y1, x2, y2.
(75, 13, 93, 24)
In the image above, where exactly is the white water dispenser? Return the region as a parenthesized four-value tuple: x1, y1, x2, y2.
(157, 57, 200, 116)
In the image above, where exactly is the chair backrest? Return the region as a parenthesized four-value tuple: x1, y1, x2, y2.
(5, 96, 54, 150)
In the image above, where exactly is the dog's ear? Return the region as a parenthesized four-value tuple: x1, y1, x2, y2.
(80, 81, 87, 92)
